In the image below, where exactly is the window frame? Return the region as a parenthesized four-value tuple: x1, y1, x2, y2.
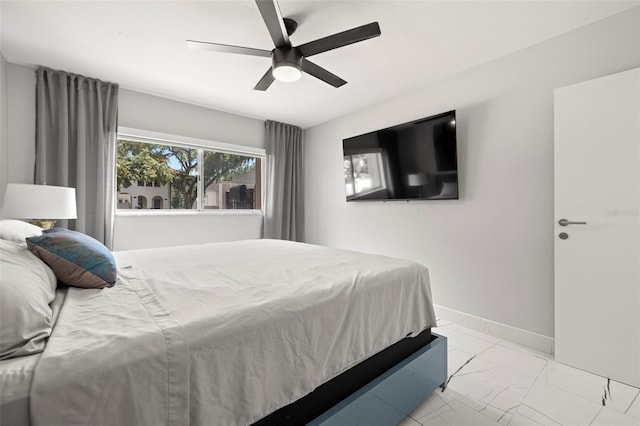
(116, 127, 265, 217)
(344, 151, 387, 200)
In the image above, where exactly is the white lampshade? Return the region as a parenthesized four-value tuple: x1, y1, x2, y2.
(272, 64, 302, 82)
(407, 173, 427, 187)
(2, 184, 77, 220)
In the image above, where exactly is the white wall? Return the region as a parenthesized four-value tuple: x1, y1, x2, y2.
(118, 89, 263, 150)
(0, 53, 8, 208)
(114, 89, 265, 250)
(114, 212, 262, 251)
(304, 7, 640, 339)
(0, 2, 6, 207)
(1, 62, 266, 250)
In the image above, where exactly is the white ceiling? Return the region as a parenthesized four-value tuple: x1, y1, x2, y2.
(1, 1, 638, 129)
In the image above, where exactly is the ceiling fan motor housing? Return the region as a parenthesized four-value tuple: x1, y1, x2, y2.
(273, 47, 302, 68)
(272, 47, 303, 81)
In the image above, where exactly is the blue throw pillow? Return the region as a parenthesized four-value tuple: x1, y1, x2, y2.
(26, 228, 116, 289)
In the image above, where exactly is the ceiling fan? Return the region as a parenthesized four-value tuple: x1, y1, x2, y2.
(186, 0, 381, 91)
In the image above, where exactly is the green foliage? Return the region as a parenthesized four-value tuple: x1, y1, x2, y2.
(117, 141, 174, 190)
(171, 192, 186, 209)
(166, 147, 198, 209)
(203, 151, 254, 189)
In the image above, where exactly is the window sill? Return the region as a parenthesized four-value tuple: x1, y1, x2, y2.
(116, 209, 263, 217)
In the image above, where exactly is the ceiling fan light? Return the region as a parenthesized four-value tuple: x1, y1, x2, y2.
(272, 64, 302, 82)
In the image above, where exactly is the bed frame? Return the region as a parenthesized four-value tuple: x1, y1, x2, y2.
(255, 329, 447, 425)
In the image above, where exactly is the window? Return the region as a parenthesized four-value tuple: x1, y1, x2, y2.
(116, 128, 264, 213)
(344, 152, 386, 198)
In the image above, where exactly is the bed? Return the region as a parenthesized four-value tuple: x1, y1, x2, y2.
(0, 222, 445, 426)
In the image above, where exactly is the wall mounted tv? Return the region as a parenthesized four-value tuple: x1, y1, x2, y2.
(342, 110, 459, 201)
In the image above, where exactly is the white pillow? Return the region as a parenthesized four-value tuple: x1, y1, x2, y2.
(0, 239, 57, 359)
(0, 219, 43, 244)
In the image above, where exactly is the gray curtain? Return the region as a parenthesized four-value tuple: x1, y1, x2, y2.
(35, 67, 119, 248)
(263, 120, 304, 241)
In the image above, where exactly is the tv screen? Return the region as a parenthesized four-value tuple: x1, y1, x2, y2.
(342, 110, 459, 201)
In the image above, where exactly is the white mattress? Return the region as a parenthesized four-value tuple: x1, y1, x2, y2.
(28, 239, 437, 426)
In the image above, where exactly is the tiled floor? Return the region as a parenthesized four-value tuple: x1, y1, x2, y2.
(397, 321, 640, 426)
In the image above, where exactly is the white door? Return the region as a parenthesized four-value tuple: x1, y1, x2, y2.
(554, 68, 640, 388)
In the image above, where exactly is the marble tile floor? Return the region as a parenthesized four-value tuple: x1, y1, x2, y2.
(397, 321, 640, 426)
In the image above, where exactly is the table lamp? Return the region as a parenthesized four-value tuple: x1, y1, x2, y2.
(2, 183, 77, 229)
(407, 173, 428, 198)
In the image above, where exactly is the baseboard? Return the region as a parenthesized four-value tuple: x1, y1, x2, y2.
(434, 304, 555, 355)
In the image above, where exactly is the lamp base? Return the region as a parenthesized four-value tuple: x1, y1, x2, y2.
(30, 219, 57, 230)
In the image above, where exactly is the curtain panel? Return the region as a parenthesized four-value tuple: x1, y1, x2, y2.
(35, 67, 119, 248)
(263, 120, 304, 242)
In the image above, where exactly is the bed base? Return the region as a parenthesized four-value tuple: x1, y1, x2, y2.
(254, 329, 447, 425)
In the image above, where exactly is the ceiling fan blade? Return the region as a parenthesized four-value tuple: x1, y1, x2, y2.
(255, 0, 290, 48)
(186, 40, 272, 58)
(254, 67, 275, 91)
(301, 59, 346, 88)
(298, 22, 381, 58)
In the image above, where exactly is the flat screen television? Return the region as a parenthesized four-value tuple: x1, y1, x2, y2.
(342, 110, 459, 201)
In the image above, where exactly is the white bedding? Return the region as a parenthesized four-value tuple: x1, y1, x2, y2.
(0, 287, 67, 426)
(0, 353, 40, 425)
(29, 239, 436, 426)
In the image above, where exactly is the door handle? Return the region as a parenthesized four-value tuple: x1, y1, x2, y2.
(559, 218, 587, 226)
